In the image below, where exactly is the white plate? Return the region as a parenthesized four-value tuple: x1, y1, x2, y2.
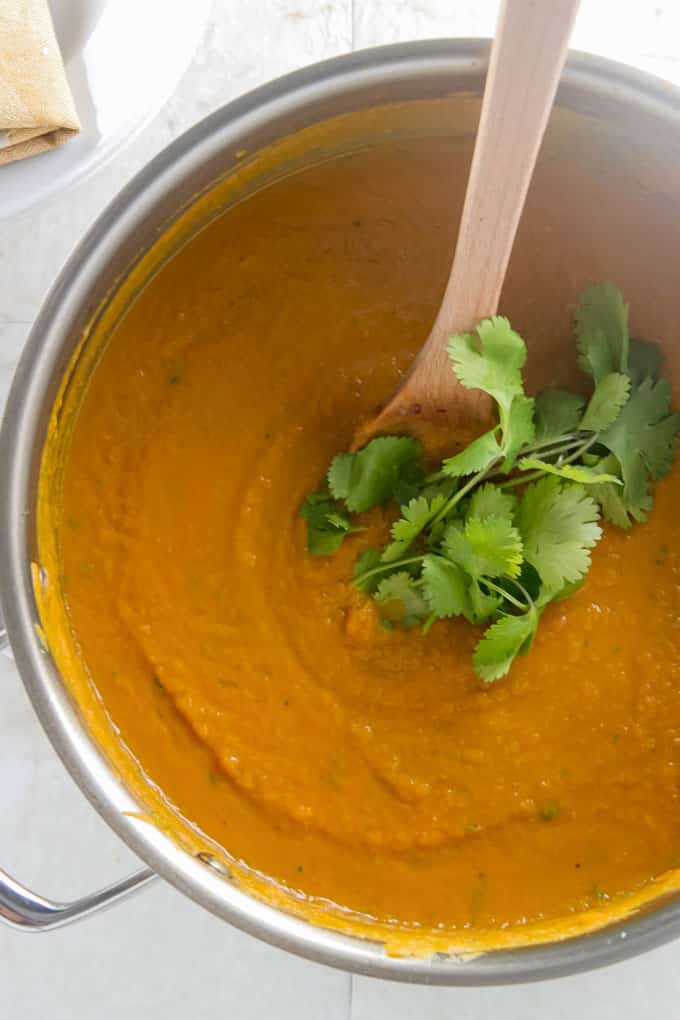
(0, 0, 212, 222)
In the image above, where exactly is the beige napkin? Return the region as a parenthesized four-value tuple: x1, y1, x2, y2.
(0, 0, 80, 166)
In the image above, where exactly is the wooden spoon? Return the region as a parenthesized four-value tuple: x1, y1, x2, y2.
(354, 0, 580, 453)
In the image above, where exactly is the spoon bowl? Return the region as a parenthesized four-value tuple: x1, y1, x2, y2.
(355, 0, 580, 453)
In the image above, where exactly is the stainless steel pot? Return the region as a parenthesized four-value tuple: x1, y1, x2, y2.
(2, 40, 680, 984)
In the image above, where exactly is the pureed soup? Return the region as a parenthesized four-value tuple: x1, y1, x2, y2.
(39, 99, 680, 953)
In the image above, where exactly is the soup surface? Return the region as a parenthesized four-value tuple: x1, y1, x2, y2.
(50, 117, 680, 944)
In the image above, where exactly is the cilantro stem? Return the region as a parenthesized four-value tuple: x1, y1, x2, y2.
(424, 468, 450, 484)
(508, 579, 536, 611)
(561, 431, 600, 463)
(521, 432, 581, 455)
(428, 435, 582, 485)
(501, 469, 544, 489)
(526, 437, 584, 459)
(352, 554, 425, 588)
(422, 611, 438, 635)
(488, 439, 582, 481)
(500, 433, 602, 489)
(430, 464, 498, 527)
(483, 579, 529, 611)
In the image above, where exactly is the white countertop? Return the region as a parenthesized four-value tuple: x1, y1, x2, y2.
(3, 2, 680, 1016)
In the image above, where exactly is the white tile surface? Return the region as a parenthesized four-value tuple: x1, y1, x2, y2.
(3, 2, 680, 1018)
(355, 0, 680, 87)
(352, 942, 680, 1019)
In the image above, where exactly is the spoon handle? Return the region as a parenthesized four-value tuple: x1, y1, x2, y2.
(414, 0, 580, 394)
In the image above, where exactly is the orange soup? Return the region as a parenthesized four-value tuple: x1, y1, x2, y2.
(41, 105, 680, 951)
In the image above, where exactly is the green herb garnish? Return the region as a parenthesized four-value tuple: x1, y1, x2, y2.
(299, 485, 358, 555)
(300, 283, 680, 682)
(538, 802, 561, 822)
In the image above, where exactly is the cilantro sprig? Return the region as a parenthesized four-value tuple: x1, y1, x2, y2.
(299, 486, 359, 555)
(300, 283, 680, 682)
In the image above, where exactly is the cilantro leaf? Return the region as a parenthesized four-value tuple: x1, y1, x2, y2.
(327, 454, 354, 500)
(575, 282, 629, 382)
(517, 478, 601, 592)
(328, 436, 422, 512)
(550, 578, 585, 603)
(599, 376, 680, 521)
(448, 318, 533, 472)
(305, 529, 348, 556)
(375, 572, 428, 627)
(326, 513, 351, 529)
(299, 489, 354, 555)
(500, 394, 535, 471)
(464, 517, 524, 579)
(580, 372, 630, 432)
(468, 483, 518, 520)
(443, 515, 523, 580)
(448, 316, 526, 416)
(393, 460, 427, 506)
(596, 486, 634, 528)
(382, 494, 445, 562)
(353, 547, 423, 594)
(517, 457, 622, 486)
(442, 429, 500, 478)
(473, 608, 538, 683)
(468, 580, 503, 623)
(534, 389, 585, 441)
(419, 476, 458, 503)
(589, 453, 634, 528)
(421, 554, 469, 619)
(628, 337, 664, 387)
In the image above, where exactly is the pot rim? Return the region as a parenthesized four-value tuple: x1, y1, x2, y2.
(2, 39, 680, 984)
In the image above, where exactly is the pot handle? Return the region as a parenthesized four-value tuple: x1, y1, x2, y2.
(0, 614, 156, 931)
(0, 866, 156, 932)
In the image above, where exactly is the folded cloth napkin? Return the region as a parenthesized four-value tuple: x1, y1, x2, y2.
(0, 0, 80, 165)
